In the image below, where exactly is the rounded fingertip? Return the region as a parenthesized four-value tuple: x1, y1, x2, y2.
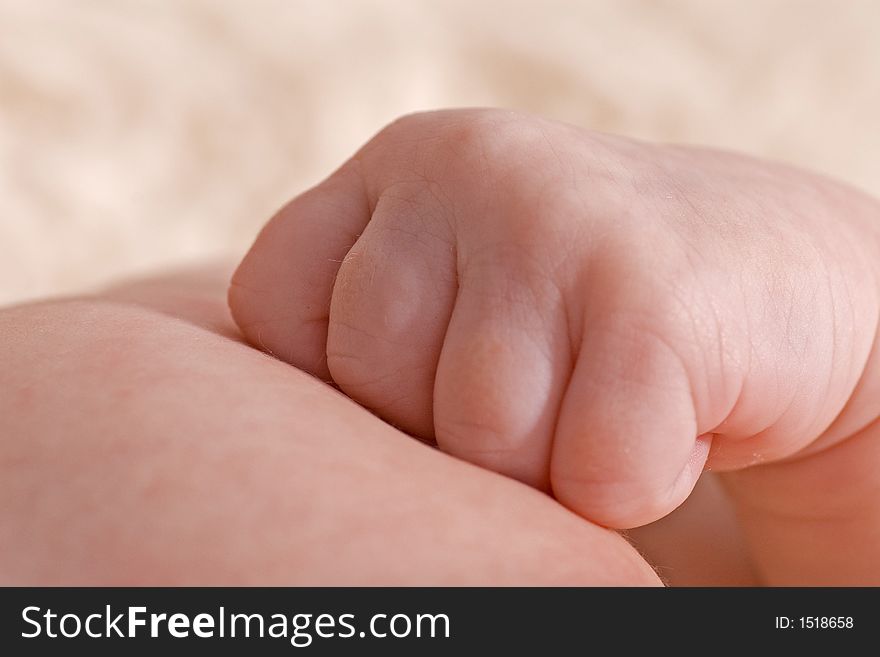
(551, 436, 710, 529)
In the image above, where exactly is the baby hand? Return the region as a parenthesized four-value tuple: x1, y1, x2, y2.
(229, 110, 880, 579)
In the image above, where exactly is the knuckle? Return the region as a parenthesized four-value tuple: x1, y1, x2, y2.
(326, 318, 424, 390)
(372, 108, 555, 180)
(434, 412, 508, 454)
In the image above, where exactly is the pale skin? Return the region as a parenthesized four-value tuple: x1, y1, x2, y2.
(230, 109, 880, 585)
(3, 111, 876, 586)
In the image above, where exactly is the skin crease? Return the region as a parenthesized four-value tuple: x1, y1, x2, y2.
(0, 267, 660, 586)
(230, 109, 880, 584)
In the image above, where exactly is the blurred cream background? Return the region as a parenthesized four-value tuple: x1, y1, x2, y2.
(1, 0, 878, 305)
